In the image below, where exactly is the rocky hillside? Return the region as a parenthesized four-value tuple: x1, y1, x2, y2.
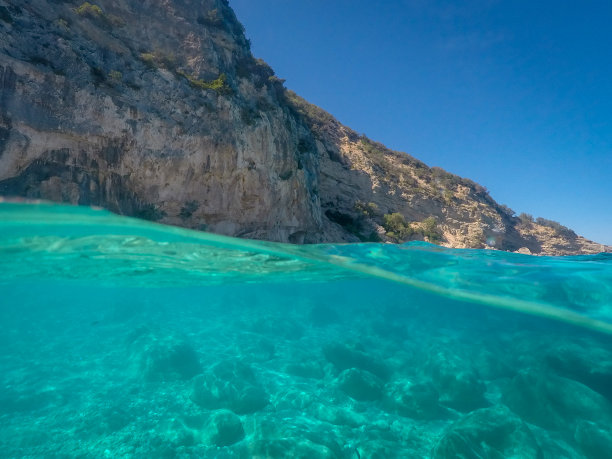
(0, 0, 607, 255)
(285, 92, 609, 255)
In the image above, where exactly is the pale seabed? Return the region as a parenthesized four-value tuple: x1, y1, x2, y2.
(1, 203, 612, 458)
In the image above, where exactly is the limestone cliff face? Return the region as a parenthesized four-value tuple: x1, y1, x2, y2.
(298, 94, 608, 255)
(0, 0, 322, 242)
(0, 0, 607, 255)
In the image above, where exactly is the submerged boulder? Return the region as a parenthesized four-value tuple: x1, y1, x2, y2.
(313, 404, 368, 427)
(126, 327, 201, 381)
(383, 379, 444, 420)
(432, 405, 541, 458)
(203, 410, 245, 447)
(159, 410, 244, 449)
(323, 343, 390, 380)
(190, 360, 268, 414)
(336, 368, 384, 401)
(502, 368, 612, 432)
(545, 343, 612, 401)
(425, 349, 488, 413)
(574, 420, 612, 459)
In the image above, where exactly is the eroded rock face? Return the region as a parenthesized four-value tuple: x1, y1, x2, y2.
(0, 0, 322, 243)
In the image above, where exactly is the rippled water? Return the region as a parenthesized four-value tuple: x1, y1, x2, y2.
(1, 202, 611, 458)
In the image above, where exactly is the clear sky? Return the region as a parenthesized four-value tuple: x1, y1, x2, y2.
(231, 0, 612, 246)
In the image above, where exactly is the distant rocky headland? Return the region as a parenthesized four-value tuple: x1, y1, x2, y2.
(0, 0, 608, 255)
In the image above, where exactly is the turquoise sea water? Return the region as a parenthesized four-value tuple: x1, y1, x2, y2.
(1, 202, 612, 458)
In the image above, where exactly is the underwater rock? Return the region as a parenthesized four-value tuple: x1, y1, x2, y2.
(303, 429, 348, 458)
(203, 410, 245, 447)
(529, 430, 584, 459)
(323, 343, 390, 380)
(336, 368, 384, 401)
(502, 368, 612, 432)
(190, 360, 268, 414)
(545, 343, 612, 401)
(425, 350, 488, 413)
(471, 347, 517, 381)
(126, 327, 201, 381)
(161, 412, 244, 449)
(249, 438, 337, 458)
(574, 420, 612, 459)
(247, 414, 346, 457)
(383, 379, 444, 420)
(432, 405, 541, 458)
(314, 404, 368, 427)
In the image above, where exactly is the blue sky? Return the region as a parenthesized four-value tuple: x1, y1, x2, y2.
(231, 0, 612, 246)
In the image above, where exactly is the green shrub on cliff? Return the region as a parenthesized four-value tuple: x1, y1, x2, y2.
(109, 70, 122, 81)
(382, 214, 442, 243)
(498, 204, 516, 217)
(140, 53, 156, 66)
(443, 189, 455, 203)
(535, 217, 576, 238)
(178, 72, 231, 95)
(236, 57, 275, 89)
(284, 90, 335, 129)
(75, 2, 103, 17)
(421, 216, 442, 242)
(383, 213, 414, 240)
(519, 213, 534, 225)
(140, 51, 176, 70)
(354, 201, 379, 218)
(197, 9, 223, 27)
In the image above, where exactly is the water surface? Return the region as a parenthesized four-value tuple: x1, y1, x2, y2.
(1, 203, 611, 458)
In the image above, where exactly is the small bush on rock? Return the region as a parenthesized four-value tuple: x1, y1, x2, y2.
(75, 2, 102, 17)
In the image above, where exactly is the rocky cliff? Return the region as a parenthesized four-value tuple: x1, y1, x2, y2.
(0, 0, 608, 255)
(0, 0, 323, 243)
